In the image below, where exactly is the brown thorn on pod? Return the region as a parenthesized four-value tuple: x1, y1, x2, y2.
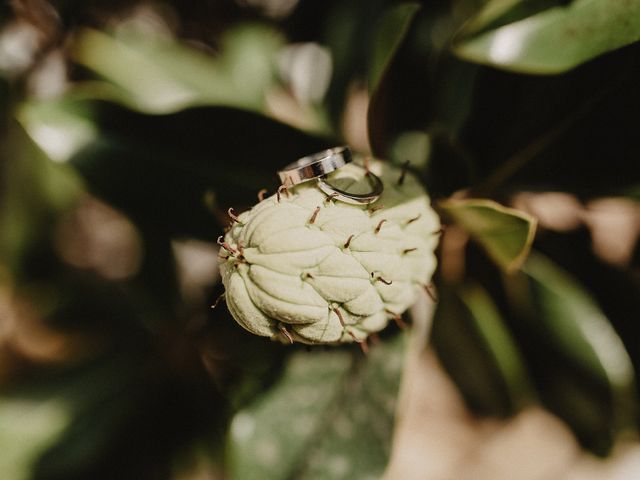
(356, 336, 369, 354)
(368, 204, 384, 214)
(333, 307, 346, 327)
(406, 213, 421, 225)
(403, 247, 418, 254)
(309, 206, 321, 224)
(276, 184, 290, 202)
(385, 308, 407, 329)
(369, 332, 381, 345)
(374, 219, 387, 234)
(398, 160, 410, 186)
(363, 156, 371, 174)
(423, 283, 438, 302)
(279, 326, 294, 344)
(217, 236, 237, 255)
(228, 207, 241, 224)
(343, 234, 355, 249)
(371, 272, 393, 285)
(210, 293, 226, 309)
(324, 193, 339, 204)
(304, 272, 314, 279)
(257, 188, 268, 202)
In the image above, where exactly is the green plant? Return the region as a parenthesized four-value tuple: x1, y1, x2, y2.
(1, 0, 640, 479)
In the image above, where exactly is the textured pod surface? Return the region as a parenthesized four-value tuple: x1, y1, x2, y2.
(219, 159, 440, 344)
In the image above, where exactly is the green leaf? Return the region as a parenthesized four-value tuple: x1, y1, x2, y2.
(54, 99, 330, 238)
(1, 345, 227, 480)
(69, 24, 283, 113)
(521, 254, 635, 401)
(0, 396, 70, 480)
(0, 119, 83, 275)
(440, 198, 537, 271)
(504, 253, 637, 452)
(368, 2, 421, 92)
(458, 283, 534, 405)
(228, 332, 408, 480)
(454, 0, 640, 74)
(367, 3, 421, 157)
(432, 282, 533, 415)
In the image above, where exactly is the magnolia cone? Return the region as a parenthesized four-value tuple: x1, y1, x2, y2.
(219, 159, 440, 344)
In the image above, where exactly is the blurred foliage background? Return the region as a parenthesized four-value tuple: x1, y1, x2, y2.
(1, 0, 640, 479)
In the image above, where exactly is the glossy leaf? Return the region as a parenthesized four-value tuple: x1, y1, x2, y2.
(503, 253, 637, 452)
(521, 254, 635, 400)
(440, 199, 537, 271)
(368, 2, 421, 92)
(367, 2, 423, 157)
(58, 100, 330, 238)
(454, 0, 640, 74)
(228, 332, 407, 480)
(459, 282, 534, 405)
(70, 25, 283, 113)
(432, 282, 533, 415)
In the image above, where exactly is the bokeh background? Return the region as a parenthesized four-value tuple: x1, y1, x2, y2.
(2, 0, 640, 479)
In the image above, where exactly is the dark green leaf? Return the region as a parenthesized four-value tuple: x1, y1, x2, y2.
(1, 346, 226, 480)
(454, 0, 640, 74)
(367, 3, 424, 158)
(504, 253, 637, 453)
(521, 254, 635, 401)
(453, 45, 640, 195)
(228, 332, 408, 480)
(61, 100, 331, 238)
(458, 282, 534, 405)
(368, 2, 421, 92)
(432, 282, 533, 415)
(0, 120, 82, 275)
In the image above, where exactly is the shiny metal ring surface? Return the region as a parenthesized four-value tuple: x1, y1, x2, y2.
(278, 146, 352, 186)
(316, 168, 383, 205)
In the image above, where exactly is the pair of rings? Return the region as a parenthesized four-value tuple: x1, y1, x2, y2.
(277, 146, 383, 204)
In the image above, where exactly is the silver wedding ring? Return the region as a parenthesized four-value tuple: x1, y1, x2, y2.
(317, 172, 383, 205)
(278, 146, 353, 186)
(278, 146, 383, 205)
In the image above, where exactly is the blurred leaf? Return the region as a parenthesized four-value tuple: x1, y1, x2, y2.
(70, 25, 283, 113)
(316, 0, 400, 128)
(432, 282, 532, 415)
(1, 345, 225, 480)
(0, 120, 83, 275)
(368, 2, 421, 92)
(367, 3, 423, 157)
(459, 282, 534, 405)
(453, 42, 640, 195)
(454, 0, 640, 74)
(521, 254, 635, 403)
(0, 395, 70, 480)
(459, 0, 522, 34)
(59, 100, 330, 238)
(228, 332, 407, 480)
(440, 199, 537, 271)
(504, 253, 637, 453)
(366, 3, 458, 159)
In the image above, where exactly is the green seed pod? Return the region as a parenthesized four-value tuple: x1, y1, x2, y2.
(219, 159, 440, 344)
